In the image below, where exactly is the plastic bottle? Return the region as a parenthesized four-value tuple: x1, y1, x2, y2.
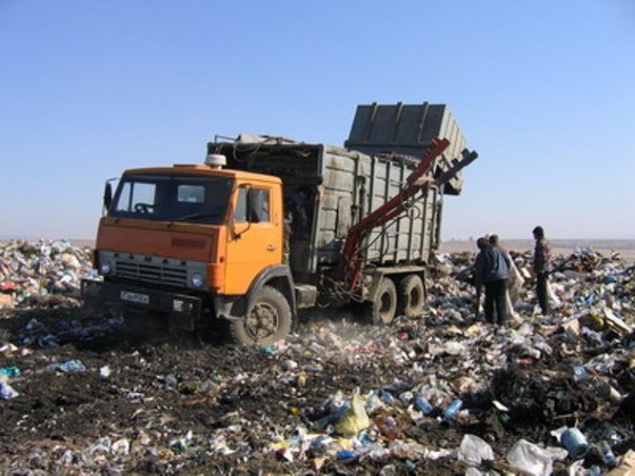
(571, 360, 588, 383)
(415, 395, 434, 415)
(442, 399, 463, 420)
(572, 366, 587, 382)
(337, 450, 356, 460)
(379, 390, 396, 404)
(560, 427, 589, 460)
(599, 440, 616, 468)
(57, 360, 87, 373)
(0, 367, 21, 377)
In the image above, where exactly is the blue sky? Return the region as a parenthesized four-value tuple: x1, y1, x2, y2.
(1, 1, 634, 241)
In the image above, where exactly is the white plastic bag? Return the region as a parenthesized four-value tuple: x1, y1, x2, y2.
(546, 281, 561, 308)
(507, 439, 553, 476)
(457, 434, 494, 466)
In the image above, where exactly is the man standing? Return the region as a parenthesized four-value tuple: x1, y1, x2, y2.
(474, 237, 510, 325)
(489, 234, 524, 319)
(532, 226, 552, 316)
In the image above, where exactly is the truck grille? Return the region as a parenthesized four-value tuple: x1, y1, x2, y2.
(116, 261, 188, 287)
(98, 250, 208, 290)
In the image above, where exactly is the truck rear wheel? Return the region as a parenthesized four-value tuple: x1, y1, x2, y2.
(398, 274, 425, 318)
(230, 285, 292, 347)
(367, 277, 397, 325)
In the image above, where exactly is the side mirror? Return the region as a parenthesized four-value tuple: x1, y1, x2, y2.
(103, 182, 113, 211)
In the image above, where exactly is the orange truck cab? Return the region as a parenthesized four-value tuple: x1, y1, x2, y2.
(81, 154, 296, 346)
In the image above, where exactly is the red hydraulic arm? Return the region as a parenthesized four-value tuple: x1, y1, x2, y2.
(334, 138, 450, 292)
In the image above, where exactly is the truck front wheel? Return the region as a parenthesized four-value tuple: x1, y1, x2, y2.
(367, 277, 397, 325)
(230, 285, 292, 347)
(398, 274, 425, 318)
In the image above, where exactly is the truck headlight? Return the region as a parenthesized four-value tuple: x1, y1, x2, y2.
(190, 272, 204, 288)
(100, 260, 112, 275)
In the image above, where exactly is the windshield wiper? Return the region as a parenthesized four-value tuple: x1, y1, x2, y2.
(174, 213, 218, 221)
(165, 213, 225, 228)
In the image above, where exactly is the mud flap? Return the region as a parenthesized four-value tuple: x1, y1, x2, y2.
(168, 296, 202, 331)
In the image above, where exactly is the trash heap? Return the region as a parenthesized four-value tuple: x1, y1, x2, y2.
(0, 239, 94, 309)
(0, 240, 633, 475)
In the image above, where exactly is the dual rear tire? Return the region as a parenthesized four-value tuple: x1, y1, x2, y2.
(365, 273, 425, 325)
(398, 274, 425, 318)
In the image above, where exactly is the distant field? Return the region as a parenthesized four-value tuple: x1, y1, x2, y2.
(6, 237, 635, 264)
(439, 239, 635, 263)
(70, 239, 95, 249)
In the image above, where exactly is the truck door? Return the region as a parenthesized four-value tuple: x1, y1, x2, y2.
(224, 184, 282, 294)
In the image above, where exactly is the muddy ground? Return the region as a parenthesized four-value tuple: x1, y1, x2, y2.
(0, 252, 634, 475)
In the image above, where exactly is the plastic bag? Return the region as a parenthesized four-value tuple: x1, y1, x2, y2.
(457, 434, 494, 466)
(546, 281, 561, 308)
(335, 391, 370, 436)
(507, 439, 554, 476)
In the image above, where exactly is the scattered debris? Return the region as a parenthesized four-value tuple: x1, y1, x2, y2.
(0, 239, 633, 474)
(0, 239, 94, 309)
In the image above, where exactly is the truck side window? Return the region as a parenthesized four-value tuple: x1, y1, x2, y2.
(115, 182, 157, 213)
(235, 188, 270, 223)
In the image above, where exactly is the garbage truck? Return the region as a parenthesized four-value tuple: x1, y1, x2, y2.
(81, 102, 478, 346)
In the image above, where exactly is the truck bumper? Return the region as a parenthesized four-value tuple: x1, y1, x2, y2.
(81, 279, 202, 331)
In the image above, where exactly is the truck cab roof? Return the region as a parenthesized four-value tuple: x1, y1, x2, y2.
(122, 164, 282, 185)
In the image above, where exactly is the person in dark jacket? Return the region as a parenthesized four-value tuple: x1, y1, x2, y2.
(474, 237, 511, 325)
(489, 234, 524, 319)
(532, 225, 552, 315)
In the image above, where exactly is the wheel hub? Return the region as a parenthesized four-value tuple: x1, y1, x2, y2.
(245, 302, 278, 339)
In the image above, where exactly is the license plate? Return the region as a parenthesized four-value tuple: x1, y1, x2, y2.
(120, 291, 150, 305)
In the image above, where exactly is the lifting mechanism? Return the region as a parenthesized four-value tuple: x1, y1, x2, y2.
(334, 137, 478, 293)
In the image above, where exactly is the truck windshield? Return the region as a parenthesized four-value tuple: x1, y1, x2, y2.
(109, 174, 233, 225)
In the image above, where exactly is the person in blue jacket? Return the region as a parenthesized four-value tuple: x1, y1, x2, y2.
(474, 237, 511, 325)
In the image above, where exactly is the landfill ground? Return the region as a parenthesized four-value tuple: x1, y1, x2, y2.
(0, 240, 634, 475)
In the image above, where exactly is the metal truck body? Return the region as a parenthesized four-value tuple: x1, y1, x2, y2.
(81, 102, 476, 345)
(218, 140, 440, 277)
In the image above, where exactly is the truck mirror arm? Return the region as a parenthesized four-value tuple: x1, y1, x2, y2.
(231, 221, 252, 240)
